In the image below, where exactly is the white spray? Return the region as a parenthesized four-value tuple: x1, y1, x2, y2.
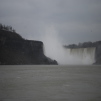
(42, 25, 95, 65)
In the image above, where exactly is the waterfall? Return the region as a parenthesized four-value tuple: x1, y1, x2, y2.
(42, 25, 96, 65)
(64, 47, 96, 65)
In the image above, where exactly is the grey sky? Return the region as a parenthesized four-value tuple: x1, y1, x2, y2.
(0, 0, 101, 45)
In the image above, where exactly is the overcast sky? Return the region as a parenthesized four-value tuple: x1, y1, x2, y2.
(0, 0, 101, 45)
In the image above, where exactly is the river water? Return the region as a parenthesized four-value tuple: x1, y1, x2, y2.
(0, 65, 101, 101)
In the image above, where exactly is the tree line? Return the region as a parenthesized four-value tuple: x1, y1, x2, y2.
(64, 41, 101, 48)
(0, 23, 16, 33)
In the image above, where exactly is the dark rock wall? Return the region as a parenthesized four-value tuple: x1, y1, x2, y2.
(0, 30, 58, 65)
(94, 45, 101, 64)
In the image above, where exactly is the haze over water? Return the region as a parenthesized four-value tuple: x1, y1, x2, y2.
(42, 26, 96, 65)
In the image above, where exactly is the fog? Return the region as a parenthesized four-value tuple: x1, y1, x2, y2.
(42, 26, 95, 65)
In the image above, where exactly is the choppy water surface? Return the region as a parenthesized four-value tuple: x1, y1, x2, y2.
(0, 65, 101, 101)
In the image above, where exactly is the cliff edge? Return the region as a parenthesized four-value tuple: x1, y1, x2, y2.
(0, 30, 58, 65)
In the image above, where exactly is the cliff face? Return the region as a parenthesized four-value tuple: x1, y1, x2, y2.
(0, 30, 58, 65)
(94, 44, 101, 64)
(64, 41, 101, 64)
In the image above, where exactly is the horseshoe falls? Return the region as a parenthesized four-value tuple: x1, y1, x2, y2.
(44, 44, 96, 65)
(63, 47, 96, 65)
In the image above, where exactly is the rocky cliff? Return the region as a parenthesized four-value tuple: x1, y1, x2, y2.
(64, 41, 101, 64)
(0, 30, 58, 65)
